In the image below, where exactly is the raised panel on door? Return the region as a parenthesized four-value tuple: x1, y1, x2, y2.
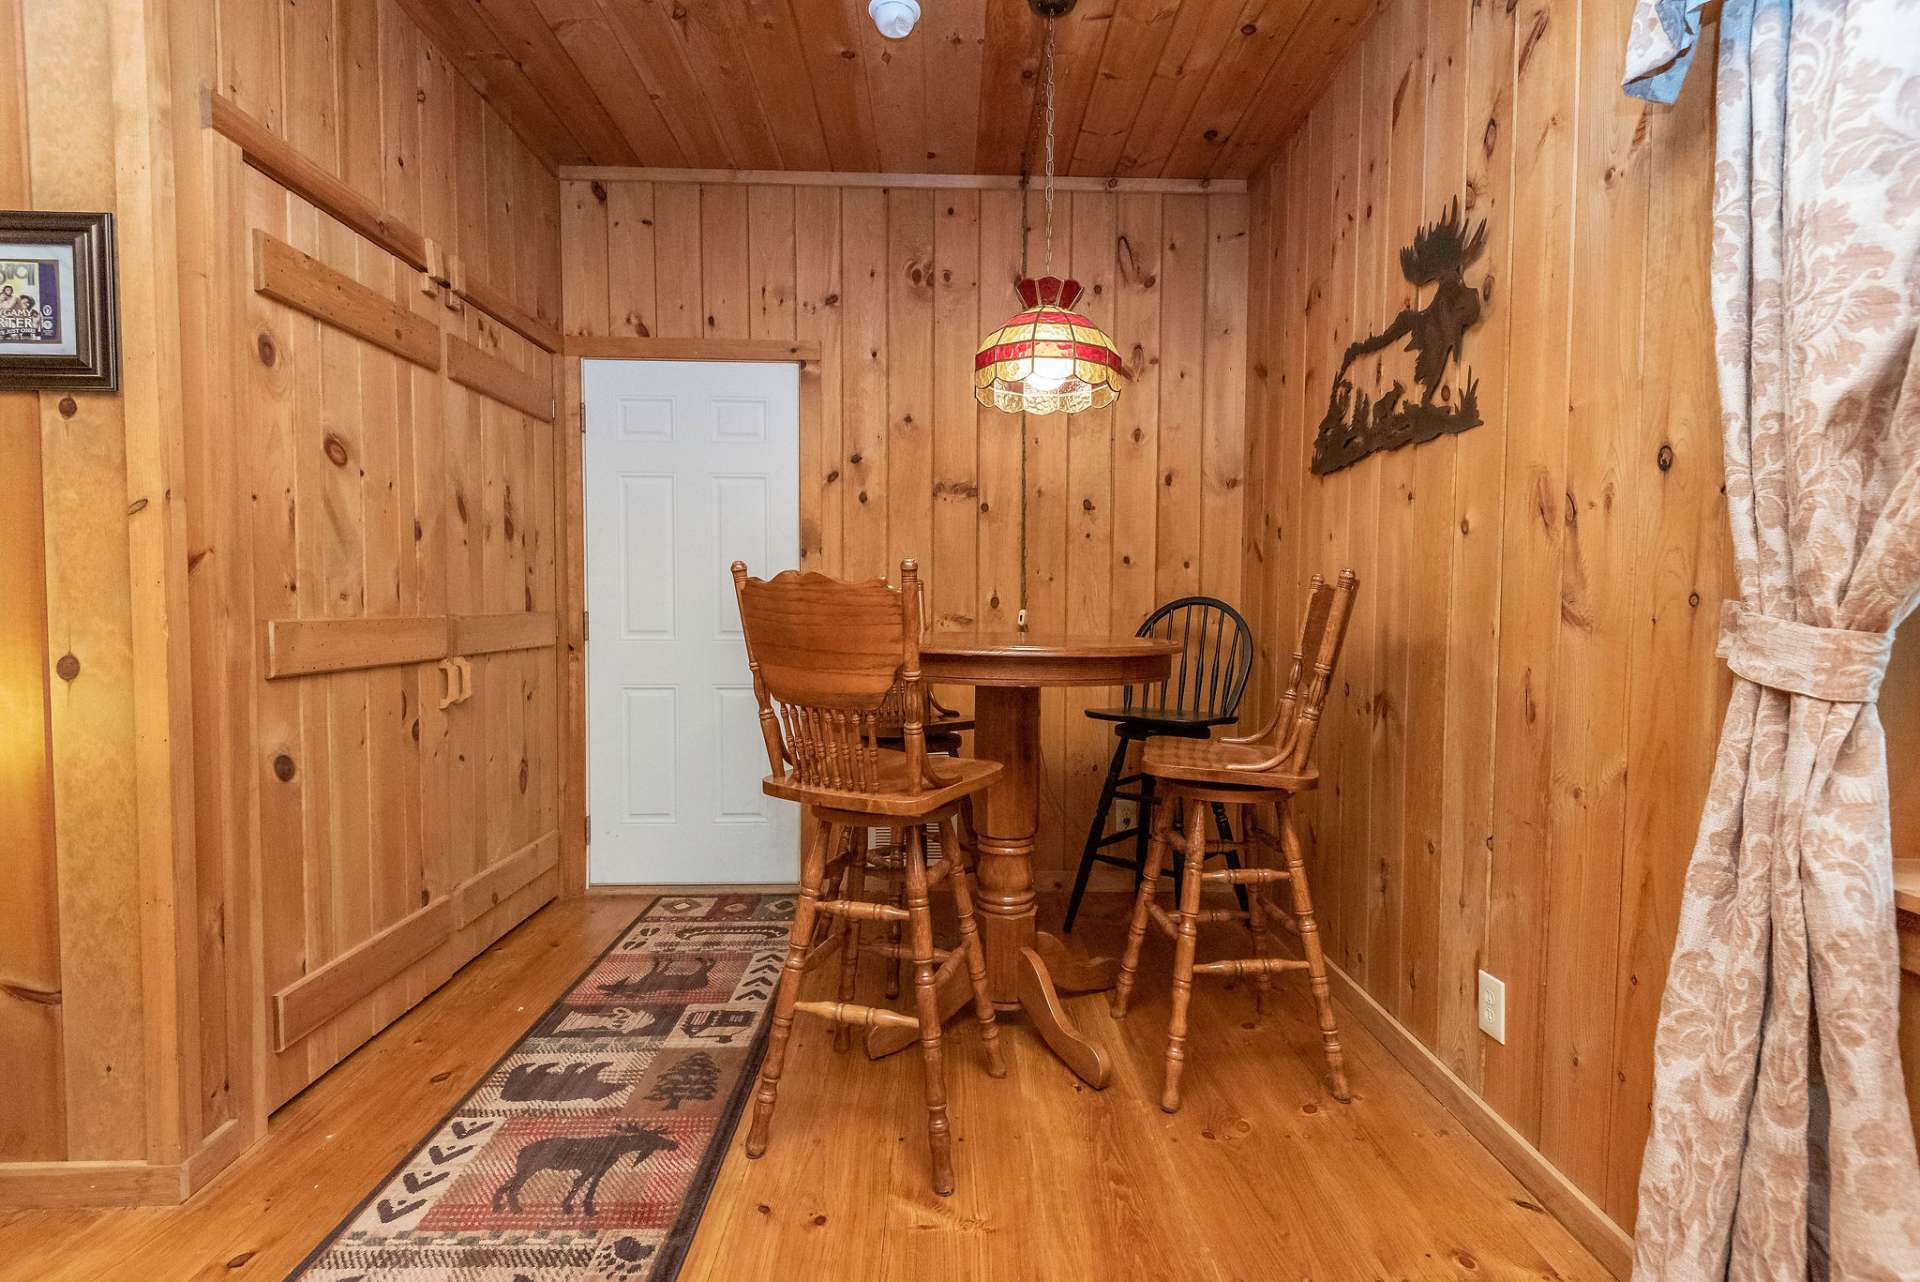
(583, 359, 800, 885)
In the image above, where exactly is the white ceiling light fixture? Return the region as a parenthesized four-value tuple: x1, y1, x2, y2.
(868, 0, 920, 39)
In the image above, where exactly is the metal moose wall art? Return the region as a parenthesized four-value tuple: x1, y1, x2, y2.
(1311, 199, 1489, 475)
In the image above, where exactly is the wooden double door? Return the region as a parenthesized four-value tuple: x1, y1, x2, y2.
(233, 168, 563, 1108)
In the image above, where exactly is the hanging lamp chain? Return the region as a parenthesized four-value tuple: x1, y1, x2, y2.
(1042, 17, 1056, 278)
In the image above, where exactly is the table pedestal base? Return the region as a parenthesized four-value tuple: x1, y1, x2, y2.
(858, 679, 1136, 1090)
(864, 930, 1116, 1088)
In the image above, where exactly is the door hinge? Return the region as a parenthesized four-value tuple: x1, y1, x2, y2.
(579, 400, 587, 434)
(583, 609, 589, 642)
(584, 814, 590, 845)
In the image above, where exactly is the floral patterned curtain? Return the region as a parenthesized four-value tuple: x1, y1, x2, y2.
(1620, 0, 1920, 1276)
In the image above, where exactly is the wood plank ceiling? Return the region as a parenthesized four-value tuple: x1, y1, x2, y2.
(392, 0, 1380, 179)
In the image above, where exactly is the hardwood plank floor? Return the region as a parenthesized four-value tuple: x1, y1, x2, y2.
(0, 893, 1610, 1281)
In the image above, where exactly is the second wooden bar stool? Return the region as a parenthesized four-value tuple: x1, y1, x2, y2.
(731, 559, 1005, 1196)
(1111, 570, 1358, 1113)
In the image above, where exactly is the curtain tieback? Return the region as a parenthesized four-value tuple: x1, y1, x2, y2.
(1716, 601, 1893, 703)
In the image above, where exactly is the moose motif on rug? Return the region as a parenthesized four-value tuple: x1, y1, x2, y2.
(1311, 198, 1490, 475)
(491, 1122, 679, 1217)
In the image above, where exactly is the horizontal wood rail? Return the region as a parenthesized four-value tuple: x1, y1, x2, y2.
(453, 611, 558, 655)
(211, 90, 561, 353)
(454, 832, 559, 929)
(446, 334, 555, 421)
(274, 896, 453, 1050)
(267, 613, 558, 678)
(273, 830, 560, 1049)
(563, 336, 821, 364)
(556, 165, 1247, 195)
(266, 617, 449, 678)
(252, 230, 441, 368)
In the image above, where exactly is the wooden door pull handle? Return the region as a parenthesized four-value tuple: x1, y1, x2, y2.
(437, 659, 459, 710)
(454, 655, 474, 704)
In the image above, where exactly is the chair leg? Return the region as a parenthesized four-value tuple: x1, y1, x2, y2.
(1245, 802, 1272, 1017)
(832, 838, 867, 1053)
(1111, 792, 1176, 1020)
(884, 828, 904, 1000)
(1279, 800, 1350, 1102)
(747, 813, 833, 1158)
(1133, 771, 1157, 888)
(1161, 798, 1208, 1114)
(904, 825, 955, 1195)
(942, 813, 1005, 1078)
(1213, 801, 1251, 915)
(1064, 734, 1132, 932)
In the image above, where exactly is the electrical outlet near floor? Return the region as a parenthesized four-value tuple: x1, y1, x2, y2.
(1477, 970, 1506, 1044)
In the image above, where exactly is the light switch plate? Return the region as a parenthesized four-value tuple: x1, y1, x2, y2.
(1477, 969, 1506, 1044)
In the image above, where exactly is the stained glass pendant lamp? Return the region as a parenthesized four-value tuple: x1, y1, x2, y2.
(973, 1, 1124, 418)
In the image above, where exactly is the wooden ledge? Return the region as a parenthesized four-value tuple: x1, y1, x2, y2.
(555, 165, 1246, 195)
(563, 336, 822, 364)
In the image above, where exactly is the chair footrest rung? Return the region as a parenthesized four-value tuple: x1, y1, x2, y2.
(1202, 840, 1243, 854)
(1201, 867, 1289, 885)
(933, 948, 967, 987)
(1254, 894, 1298, 930)
(1146, 902, 1178, 940)
(1193, 907, 1248, 924)
(817, 898, 910, 923)
(1191, 957, 1310, 978)
(792, 1000, 918, 1031)
(800, 932, 844, 972)
(862, 941, 952, 964)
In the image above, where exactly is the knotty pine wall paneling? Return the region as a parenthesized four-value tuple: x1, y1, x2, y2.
(203, 0, 564, 1116)
(0, 0, 562, 1205)
(1239, 0, 1732, 1242)
(562, 176, 1249, 881)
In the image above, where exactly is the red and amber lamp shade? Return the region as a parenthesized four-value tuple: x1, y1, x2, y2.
(973, 276, 1124, 415)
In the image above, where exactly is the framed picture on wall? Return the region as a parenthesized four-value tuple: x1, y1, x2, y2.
(0, 211, 117, 392)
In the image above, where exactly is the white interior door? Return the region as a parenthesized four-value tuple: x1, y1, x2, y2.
(583, 359, 800, 885)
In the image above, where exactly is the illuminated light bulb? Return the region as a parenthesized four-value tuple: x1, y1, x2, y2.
(1027, 355, 1074, 389)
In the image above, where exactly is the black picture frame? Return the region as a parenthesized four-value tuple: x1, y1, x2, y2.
(0, 210, 118, 393)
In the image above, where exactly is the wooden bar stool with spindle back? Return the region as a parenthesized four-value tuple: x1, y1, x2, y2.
(730, 559, 1006, 1196)
(1110, 570, 1358, 1113)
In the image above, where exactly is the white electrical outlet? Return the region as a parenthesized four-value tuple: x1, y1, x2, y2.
(1477, 970, 1506, 1044)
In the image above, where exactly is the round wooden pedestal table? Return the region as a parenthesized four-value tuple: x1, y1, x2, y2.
(865, 632, 1177, 1088)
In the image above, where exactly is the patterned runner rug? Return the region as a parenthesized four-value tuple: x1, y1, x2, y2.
(289, 893, 790, 1282)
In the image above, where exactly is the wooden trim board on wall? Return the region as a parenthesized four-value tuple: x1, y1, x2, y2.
(564, 337, 822, 364)
(1325, 963, 1635, 1279)
(557, 166, 1246, 194)
(446, 334, 555, 421)
(264, 616, 450, 679)
(452, 611, 558, 656)
(273, 898, 455, 1050)
(211, 91, 562, 354)
(252, 234, 443, 368)
(558, 338, 823, 896)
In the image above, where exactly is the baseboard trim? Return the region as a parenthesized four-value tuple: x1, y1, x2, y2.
(0, 1118, 251, 1209)
(584, 882, 800, 896)
(1325, 963, 1634, 1280)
